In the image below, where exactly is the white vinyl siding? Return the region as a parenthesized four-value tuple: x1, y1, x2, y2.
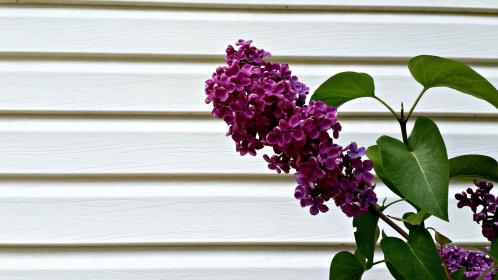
(0, 1, 496, 279)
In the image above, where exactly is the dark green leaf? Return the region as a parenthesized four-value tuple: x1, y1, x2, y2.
(353, 212, 379, 269)
(386, 261, 408, 280)
(404, 211, 430, 226)
(311, 72, 375, 107)
(402, 212, 417, 231)
(434, 231, 452, 245)
(450, 155, 498, 182)
(451, 268, 466, 280)
(329, 251, 365, 280)
(353, 250, 367, 269)
(377, 117, 449, 220)
(366, 145, 402, 197)
(380, 226, 446, 280)
(367, 145, 421, 211)
(409, 55, 498, 108)
(489, 239, 498, 261)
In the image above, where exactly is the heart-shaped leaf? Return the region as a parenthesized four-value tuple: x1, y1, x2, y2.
(402, 212, 417, 232)
(329, 251, 365, 280)
(404, 211, 430, 226)
(366, 145, 402, 197)
(381, 226, 446, 280)
(434, 231, 452, 245)
(353, 212, 379, 268)
(367, 146, 420, 210)
(426, 227, 452, 245)
(450, 154, 498, 182)
(386, 261, 407, 280)
(377, 117, 449, 220)
(311, 72, 375, 107)
(409, 55, 498, 108)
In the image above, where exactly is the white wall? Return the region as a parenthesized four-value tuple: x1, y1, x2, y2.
(0, 1, 496, 279)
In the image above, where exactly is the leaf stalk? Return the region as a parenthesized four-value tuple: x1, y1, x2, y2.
(405, 88, 428, 121)
(369, 205, 409, 240)
(373, 96, 399, 120)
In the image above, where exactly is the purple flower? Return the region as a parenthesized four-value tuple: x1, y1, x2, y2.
(267, 100, 377, 217)
(353, 159, 375, 182)
(347, 142, 366, 159)
(441, 245, 496, 280)
(205, 39, 307, 158)
(455, 179, 498, 241)
(206, 40, 377, 217)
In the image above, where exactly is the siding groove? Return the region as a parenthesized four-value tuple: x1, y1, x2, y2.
(1, 1, 498, 14)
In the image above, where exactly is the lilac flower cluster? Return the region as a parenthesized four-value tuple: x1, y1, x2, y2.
(205, 40, 376, 217)
(268, 102, 377, 217)
(455, 179, 498, 241)
(441, 245, 496, 280)
(205, 39, 307, 156)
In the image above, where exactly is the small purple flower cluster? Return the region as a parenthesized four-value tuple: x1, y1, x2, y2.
(205, 40, 376, 217)
(455, 179, 497, 241)
(205, 39, 307, 157)
(441, 245, 496, 280)
(269, 101, 377, 217)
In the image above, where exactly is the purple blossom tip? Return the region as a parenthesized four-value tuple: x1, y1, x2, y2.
(455, 179, 497, 241)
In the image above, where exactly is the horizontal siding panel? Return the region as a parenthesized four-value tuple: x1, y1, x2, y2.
(0, 118, 495, 175)
(4, 0, 498, 13)
(0, 247, 390, 279)
(0, 60, 496, 116)
(0, 179, 485, 245)
(0, 8, 497, 60)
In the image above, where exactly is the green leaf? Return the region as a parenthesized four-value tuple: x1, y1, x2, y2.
(404, 211, 430, 226)
(386, 261, 408, 280)
(489, 239, 498, 261)
(367, 146, 421, 211)
(451, 268, 466, 280)
(353, 250, 368, 270)
(311, 72, 375, 107)
(377, 117, 449, 220)
(329, 251, 365, 280)
(380, 226, 447, 280)
(434, 231, 452, 245)
(409, 55, 498, 108)
(450, 154, 498, 182)
(353, 212, 379, 268)
(426, 227, 452, 245)
(402, 212, 417, 231)
(366, 145, 402, 197)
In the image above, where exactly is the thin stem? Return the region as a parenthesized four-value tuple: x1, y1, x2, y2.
(398, 103, 410, 147)
(381, 198, 405, 211)
(369, 205, 409, 240)
(373, 96, 399, 120)
(478, 264, 497, 280)
(405, 88, 428, 121)
(372, 259, 386, 266)
(399, 119, 409, 145)
(386, 215, 403, 222)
